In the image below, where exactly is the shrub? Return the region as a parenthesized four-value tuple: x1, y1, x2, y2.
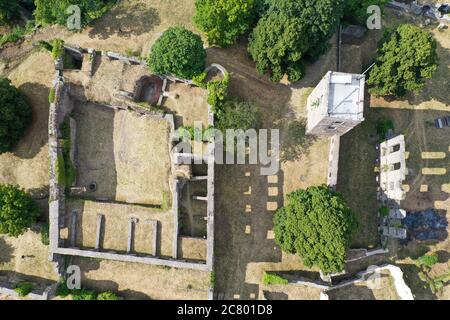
(379, 206, 389, 217)
(0, 184, 40, 237)
(55, 280, 70, 297)
(148, 27, 206, 79)
(193, 0, 256, 47)
(417, 253, 439, 268)
(273, 185, 358, 273)
(192, 72, 208, 89)
(210, 272, 216, 287)
(14, 282, 34, 297)
(97, 291, 120, 300)
(0, 26, 26, 47)
(377, 119, 394, 140)
(207, 72, 230, 115)
(51, 38, 64, 60)
(262, 272, 288, 285)
(41, 223, 49, 245)
(0, 78, 33, 153)
(71, 289, 97, 300)
(368, 24, 438, 97)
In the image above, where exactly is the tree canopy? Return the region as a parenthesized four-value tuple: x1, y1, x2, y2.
(343, 0, 388, 26)
(194, 0, 256, 47)
(0, 78, 33, 153)
(273, 185, 358, 273)
(248, 0, 345, 82)
(34, 0, 114, 27)
(0, 184, 40, 237)
(0, 0, 20, 25)
(368, 24, 438, 97)
(148, 26, 206, 79)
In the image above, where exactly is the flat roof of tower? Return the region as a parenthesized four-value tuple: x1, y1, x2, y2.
(327, 72, 365, 121)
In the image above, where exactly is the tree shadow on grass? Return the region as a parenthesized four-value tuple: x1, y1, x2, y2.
(89, 3, 161, 40)
(397, 263, 437, 300)
(13, 83, 49, 160)
(0, 237, 14, 264)
(280, 118, 316, 163)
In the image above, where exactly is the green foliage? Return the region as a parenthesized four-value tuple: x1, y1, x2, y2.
(368, 24, 438, 97)
(343, 0, 388, 25)
(417, 253, 439, 268)
(194, 0, 256, 47)
(72, 289, 97, 300)
(248, 0, 345, 82)
(0, 21, 35, 47)
(51, 38, 64, 60)
(0, 78, 33, 153)
(0, 184, 40, 237)
(97, 291, 120, 300)
(56, 155, 66, 186)
(273, 185, 358, 273)
(379, 206, 389, 217)
(216, 100, 259, 132)
(207, 72, 230, 114)
(41, 223, 49, 245)
(55, 280, 70, 297)
(210, 272, 216, 287)
(59, 119, 76, 187)
(34, 0, 115, 28)
(148, 27, 206, 79)
(192, 72, 208, 89)
(262, 272, 288, 285)
(376, 119, 394, 140)
(48, 88, 56, 104)
(36, 40, 54, 52)
(0, 0, 20, 25)
(56, 280, 121, 300)
(178, 125, 215, 142)
(14, 282, 34, 297)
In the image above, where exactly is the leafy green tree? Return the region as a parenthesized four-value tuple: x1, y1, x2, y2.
(148, 26, 206, 79)
(274, 185, 358, 273)
(368, 24, 438, 97)
(0, 0, 20, 25)
(34, 0, 114, 27)
(0, 184, 40, 237)
(0, 78, 33, 153)
(194, 0, 256, 47)
(343, 0, 388, 26)
(248, 0, 345, 82)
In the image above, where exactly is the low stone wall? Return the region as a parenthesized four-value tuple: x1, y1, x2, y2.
(327, 135, 340, 188)
(324, 264, 414, 300)
(346, 248, 389, 263)
(0, 282, 58, 300)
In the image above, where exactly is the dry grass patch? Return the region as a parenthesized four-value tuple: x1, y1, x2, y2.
(0, 51, 53, 192)
(0, 229, 58, 284)
(66, 199, 173, 257)
(72, 256, 210, 300)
